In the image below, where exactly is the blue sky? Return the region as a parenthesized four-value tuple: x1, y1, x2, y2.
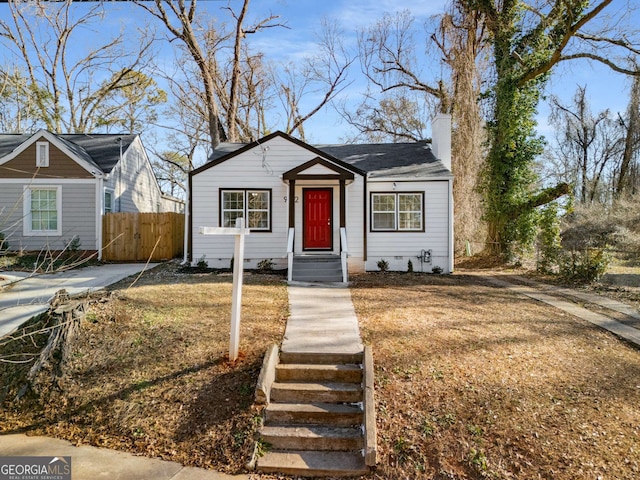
(193, 0, 637, 143)
(0, 0, 636, 146)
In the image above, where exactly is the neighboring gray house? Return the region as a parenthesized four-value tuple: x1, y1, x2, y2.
(189, 114, 453, 281)
(0, 130, 183, 258)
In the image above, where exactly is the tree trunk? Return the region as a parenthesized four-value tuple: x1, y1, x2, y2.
(617, 73, 640, 198)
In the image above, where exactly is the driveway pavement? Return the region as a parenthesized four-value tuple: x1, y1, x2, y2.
(0, 434, 246, 480)
(0, 263, 158, 338)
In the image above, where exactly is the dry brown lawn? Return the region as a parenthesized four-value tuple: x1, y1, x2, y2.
(350, 272, 640, 480)
(0, 264, 289, 474)
(1, 263, 640, 480)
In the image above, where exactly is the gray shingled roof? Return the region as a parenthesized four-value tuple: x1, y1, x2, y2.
(208, 139, 451, 179)
(0, 132, 137, 174)
(316, 142, 450, 179)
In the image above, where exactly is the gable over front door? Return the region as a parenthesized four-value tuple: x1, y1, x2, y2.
(303, 188, 332, 250)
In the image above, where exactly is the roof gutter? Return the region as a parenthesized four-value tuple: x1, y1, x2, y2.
(367, 175, 453, 182)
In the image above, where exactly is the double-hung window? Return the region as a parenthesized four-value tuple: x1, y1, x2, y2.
(221, 189, 271, 231)
(371, 192, 423, 231)
(24, 186, 62, 236)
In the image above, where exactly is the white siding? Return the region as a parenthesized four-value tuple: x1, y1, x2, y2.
(366, 180, 452, 273)
(191, 136, 365, 269)
(0, 180, 96, 252)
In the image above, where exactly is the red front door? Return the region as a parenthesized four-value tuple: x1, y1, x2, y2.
(303, 188, 333, 250)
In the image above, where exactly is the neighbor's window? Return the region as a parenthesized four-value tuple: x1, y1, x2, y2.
(36, 141, 49, 167)
(371, 192, 423, 231)
(221, 189, 271, 230)
(24, 186, 61, 236)
(104, 189, 114, 214)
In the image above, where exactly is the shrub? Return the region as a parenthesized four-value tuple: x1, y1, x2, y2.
(431, 266, 443, 274)
(559, 248, 610, 283)
(196, 256, 208, 269)
(407, 259, 413, 273)
(377, 259, 389, 272)
(257, 258, 274, 272)
(63, 235, 82, 252)
(0, 232, 7, 251)
(537, 202, 561, 274)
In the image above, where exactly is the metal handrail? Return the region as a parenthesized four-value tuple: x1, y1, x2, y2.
(340, 227, 348, 283)
(287, 227, 294, 282)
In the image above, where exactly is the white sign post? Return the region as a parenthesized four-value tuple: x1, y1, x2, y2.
(199, 217, 250, 362)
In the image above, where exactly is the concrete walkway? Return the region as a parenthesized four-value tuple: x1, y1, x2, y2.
(0, 434, 246, 480)
(283, 283, 364, 356)
(0, 263, 157, 338)
(0, 279, 364, 479)
(479, 273, 640, 348)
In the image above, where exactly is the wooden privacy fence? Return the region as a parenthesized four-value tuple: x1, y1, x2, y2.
(102, 212, 184, 262)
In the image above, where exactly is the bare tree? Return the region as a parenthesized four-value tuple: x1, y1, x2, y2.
(137, 0, 284, 147)
(353, 6, 488, 253)
(548, 86, 625, 204)
(0, 0, 154, 133)
(617, 69, 640, 198)
(433, 5, 488, 254)
(272, 19, 355, 142)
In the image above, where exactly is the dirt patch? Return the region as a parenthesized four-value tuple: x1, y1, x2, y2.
(350, 272, 640, 480)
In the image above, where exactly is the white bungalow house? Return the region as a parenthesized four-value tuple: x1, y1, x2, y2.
(0, 130, 183, 259)
(189, 114, 453, 281)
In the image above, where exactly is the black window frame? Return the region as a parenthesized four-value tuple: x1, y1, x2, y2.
(370, 191, 425, 232)
(219, 188, 272, 232)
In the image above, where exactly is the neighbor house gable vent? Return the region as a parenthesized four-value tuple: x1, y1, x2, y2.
(36, 141, 49, 167)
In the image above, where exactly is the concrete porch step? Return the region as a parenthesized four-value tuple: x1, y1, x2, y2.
(276, 363, 362, 383)
(257, 450, 368, 477)
(265, 402, 363, 426)
(270, 381, 362, 404)
(291, 255, 343, 283)
(293, 255, 341, 263)
(260, 425, 363, 451)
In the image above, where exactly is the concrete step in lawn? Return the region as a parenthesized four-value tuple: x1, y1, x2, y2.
(255, 348, 375, 477)
(270, 381, 362, 404)
(276, 363, 363, 383)
(257, 450, 368, 477)
(260, 425, 363, 451)
(264, 402, 363, 426)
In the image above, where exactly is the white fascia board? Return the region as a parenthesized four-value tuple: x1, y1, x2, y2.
(1, 178, 97, 184)
(0, 129, 103, 177)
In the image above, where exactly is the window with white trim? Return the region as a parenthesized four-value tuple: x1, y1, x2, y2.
(24, 186, 62, 236)
(221, 189, 271, 230)
(371, 192, 423, 231)
(104, 189, 114, 214)
(36, 141, 49, 167)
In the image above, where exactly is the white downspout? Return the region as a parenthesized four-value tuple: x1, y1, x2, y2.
(448, 177, 454, 273)
(181, 183, 189, 265)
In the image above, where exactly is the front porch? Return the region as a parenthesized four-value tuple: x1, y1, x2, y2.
(286, 225, 350, 283)
(283, 157, 363, 283)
